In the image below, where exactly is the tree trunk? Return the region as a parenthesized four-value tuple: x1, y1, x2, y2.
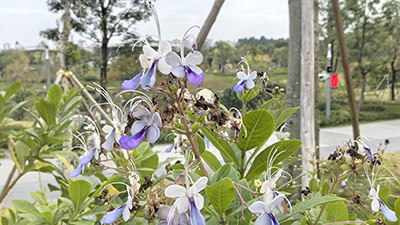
(196, 0, 225, 50)
(357, 72, 366, 112)
(285, 0, 302, 200)
(60, 0, 71, 71)
(300, 0, 315, 187)
(314, 0, 320, 161)
(391, 59, 396, 101)
(101, 41, 108, 89)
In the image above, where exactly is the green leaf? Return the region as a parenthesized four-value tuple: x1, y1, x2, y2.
(1, 217, 8, 225)
(4, 82, 21, 101)
(0, 95, 5, 112)
(211, 163, 233, 184)
(246, 140, 302, 181)
(321, 180, 330, 196)
(201, 150, 222, 172)
(205, 177, 236, 215)
(15, 140, 31, 170)
(80, 205, 109, 217)
(236, 109, 275, 152)
(36, 205, 53, 224)
(63, 96, 83, 115)
(201, 126, 238, 166)
(260, 98, 277, 109)
(34, 99, 56, 126)
(47, 84, 63, 108)
(276, 196, 344, 221)
(241, 88, 260, 102)
(379, 186, 391, 202)
(275, 107, 300, 130)
(7, 137, 21, 172)
(8, 209, 16, 223)
(12, 200, 42, 217)
(394, 197, 400, 222)
(0, 106, 12, 124)
(68, 180, 92, 211)
(30, 191, 47, 205)
(196, 133, 206, 155)
(59, 197, 75, 216)
(309, 178, 319, 193)
(322, 201, 348, 222)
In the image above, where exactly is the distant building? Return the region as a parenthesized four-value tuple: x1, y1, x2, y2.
(15, 41, 24, 50)
(3, 43, 11, 51)
(78, 40, 88, 51)
(205, 38, 213, 47)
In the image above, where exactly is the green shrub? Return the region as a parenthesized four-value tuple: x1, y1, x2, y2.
(85, 75, 100, 82)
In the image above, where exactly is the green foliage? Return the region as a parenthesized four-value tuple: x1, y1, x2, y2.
(205, 178, 236, 216)
(322, 201, 349, 223)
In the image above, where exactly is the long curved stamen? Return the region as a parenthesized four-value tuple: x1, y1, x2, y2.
(266, 147, 283, 179)
(149, 3, 161, 40)
(83, 116, 101, 137)
(238, 57, 250, 75)
(118, 90, 155, 114)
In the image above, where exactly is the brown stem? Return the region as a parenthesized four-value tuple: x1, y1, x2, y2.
(175, 89, 210, 184)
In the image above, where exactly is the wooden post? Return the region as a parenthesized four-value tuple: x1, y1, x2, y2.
(196, 0, 225, 50)
(301, 0, 315, 187)
(331, 0, 360, 139)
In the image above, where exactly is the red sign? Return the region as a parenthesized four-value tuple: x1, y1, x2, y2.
(331, 74, 338, 89)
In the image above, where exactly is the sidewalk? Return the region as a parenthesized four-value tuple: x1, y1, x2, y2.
(1, 119, 399, 207)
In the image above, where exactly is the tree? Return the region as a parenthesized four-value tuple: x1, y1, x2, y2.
(212, 41, 237, 72)
(343, 0, 382, 111)
(196, 0, 225, 50)
(382, 0, 400, 100)
(42, 0, 151, 89)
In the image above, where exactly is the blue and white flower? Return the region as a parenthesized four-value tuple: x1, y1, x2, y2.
(249, 194, 285, 225)
(233, 57, 257, 93)
(356, 137, 375, 162)
(369, 185, 397, 222)
(101, 186, 135, 224)
(165, 176, 207, 225)
(165, 26, 204, 86)
(158, 205, 189, 225)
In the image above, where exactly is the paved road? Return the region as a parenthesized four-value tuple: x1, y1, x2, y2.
(1, 119, 399, 207)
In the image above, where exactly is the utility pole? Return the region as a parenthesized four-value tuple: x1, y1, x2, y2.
(331, 0, 360, 139)
(301, 0, 315, 187)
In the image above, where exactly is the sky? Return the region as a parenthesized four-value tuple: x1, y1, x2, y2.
(0, 0, 289, 49)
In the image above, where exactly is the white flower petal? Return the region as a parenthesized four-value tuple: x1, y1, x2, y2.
(237, 72, 248, 80)
(246, 79, 255, 89)
(174, 196, 189, 213)
(249, 71, 258, 80)
(158, 57, 172, 74)
(185, 51, 203, 65)
(172, 65, 187, 78)
(165, 185, 187, 198)
(159, 40, 172, 55)
(146, 125, 160, 143)
(254, 213, 271, 225)
(249, 201, 266, 214)
(130, 121, 147, 135)
(131, 105, 151, 121)
(268, 194, 284, 212)
(371, 197, 380, 212)
(143, 45, 158, 59)
(158, 206, 171, 219)
(102, 125, 113, 134)
(165, 51, 182, 66)
(191, 177, 208, 193)
(152, 112, 162, 127)
(139, 54, 150, 69)
(123, 205, 130, 221)
(194, 194, 204, 210)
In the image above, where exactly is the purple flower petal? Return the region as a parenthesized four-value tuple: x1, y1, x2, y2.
(189, 198, 205, 225)
(365, 147, 374, 162)
(102, 204, 126, 224)
(69, 165, 83, 177)
(379, 200, 398, 222)
(234, 80, 246, 92)
(198, 110, 203, 115)
(121, 71, 143, 90)
(102, 128, 115, 152)
(186, 66, 204, 86)
(166, 143, 174, 153)
(141, 59, 159, 90)
(119, 128, 147, 150)
(79, 148, 96, 165)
